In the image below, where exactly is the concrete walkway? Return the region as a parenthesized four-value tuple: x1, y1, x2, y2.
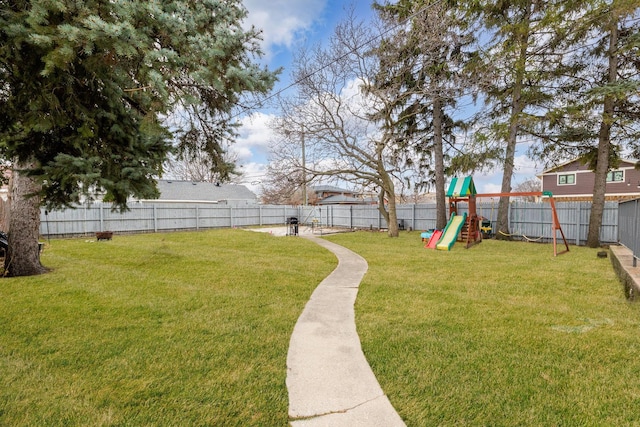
(286, 236, 406, 426)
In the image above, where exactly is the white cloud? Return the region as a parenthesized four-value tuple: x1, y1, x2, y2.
(234, 162, 267, 195)
(513, 154, 541, 178)
(233, 112, 277, 163)
(472, 172, 503, 195)
(243, 0, 328, 55)
(482, 183, 503, 194)
(451, 156, 541, 195)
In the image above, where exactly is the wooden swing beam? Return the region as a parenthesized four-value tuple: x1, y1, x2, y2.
(473, 191, 569, 256)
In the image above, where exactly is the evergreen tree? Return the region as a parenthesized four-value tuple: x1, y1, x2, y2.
(531, 0, 640, 247)
(471, 0, 572, 239)
(372, 0, 478, 229)
(585, 1, 640, 247)
(0, 0, 277, 276)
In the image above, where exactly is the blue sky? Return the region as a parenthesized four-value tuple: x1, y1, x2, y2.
(234, 0, 540, 195)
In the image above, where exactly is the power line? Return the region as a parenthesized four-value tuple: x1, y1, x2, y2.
(231, 0, 444, 121)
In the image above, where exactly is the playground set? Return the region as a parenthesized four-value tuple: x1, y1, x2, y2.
(422, 176, 569, 256)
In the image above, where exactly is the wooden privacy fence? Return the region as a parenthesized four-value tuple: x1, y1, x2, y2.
(39, 200, 620, 245)
(310, 201, 618, 245)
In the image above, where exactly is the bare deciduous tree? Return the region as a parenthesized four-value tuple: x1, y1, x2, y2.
(269, 10, 416, 236)
(259, 162, 318, 205)
(164, 146, 240, 183)
(513, 177, 541, 202)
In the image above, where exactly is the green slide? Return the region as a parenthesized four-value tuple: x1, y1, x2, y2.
(436, 212, 467, 251)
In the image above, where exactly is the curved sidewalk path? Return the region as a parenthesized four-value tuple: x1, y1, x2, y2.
(287, 236, 406, 426)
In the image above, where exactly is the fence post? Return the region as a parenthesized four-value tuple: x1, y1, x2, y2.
(330, 205, 334, 227)
(539, 202, 544, 240)
(350, 205, 353, 229)
(99, 204, 104, 232)
(634, 200, 639, 267)
(412, 204, 416, 231)
(196, 205, 199, 231)
(575, 203, 581, 245)
(153, 204, 158, 232)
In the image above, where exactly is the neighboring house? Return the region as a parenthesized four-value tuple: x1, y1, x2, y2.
(312, 185, 376, 205)
(538, 158, 640, 201)
(148, 180, 258, 205)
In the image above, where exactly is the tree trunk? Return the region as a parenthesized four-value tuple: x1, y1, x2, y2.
(433, 97, 447, 230)
(386, 195, 399, 237)
(587, 19, 618, 248)
(495, 88, 522, 240)
(378, 166, 399, 237)
(4, 160, 47, 277)
(495, 4, 531, 241)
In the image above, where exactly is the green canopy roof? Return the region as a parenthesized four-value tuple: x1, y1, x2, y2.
(446, 176, 477, 197)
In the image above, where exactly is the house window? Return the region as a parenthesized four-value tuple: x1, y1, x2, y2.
(606, 170, 624, 182)
(557, 173, 576, 185)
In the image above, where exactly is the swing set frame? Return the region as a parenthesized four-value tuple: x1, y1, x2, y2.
(474, 191, 569, 256)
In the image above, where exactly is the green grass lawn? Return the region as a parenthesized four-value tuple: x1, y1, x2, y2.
(2, 229, 639, 426)
(323, 231, 640, 426)
(0, 230, 336, 426)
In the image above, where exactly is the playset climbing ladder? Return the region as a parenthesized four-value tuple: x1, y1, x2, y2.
(445, 177, 482, 249)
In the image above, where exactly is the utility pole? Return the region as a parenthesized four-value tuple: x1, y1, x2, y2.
(301, 129, 307, 206)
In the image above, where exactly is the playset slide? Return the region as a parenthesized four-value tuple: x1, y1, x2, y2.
(436, 212, 467, 251)
(426, 230, 442, 249)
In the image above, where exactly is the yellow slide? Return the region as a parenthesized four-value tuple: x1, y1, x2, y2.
(436, 213, 467, 251)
